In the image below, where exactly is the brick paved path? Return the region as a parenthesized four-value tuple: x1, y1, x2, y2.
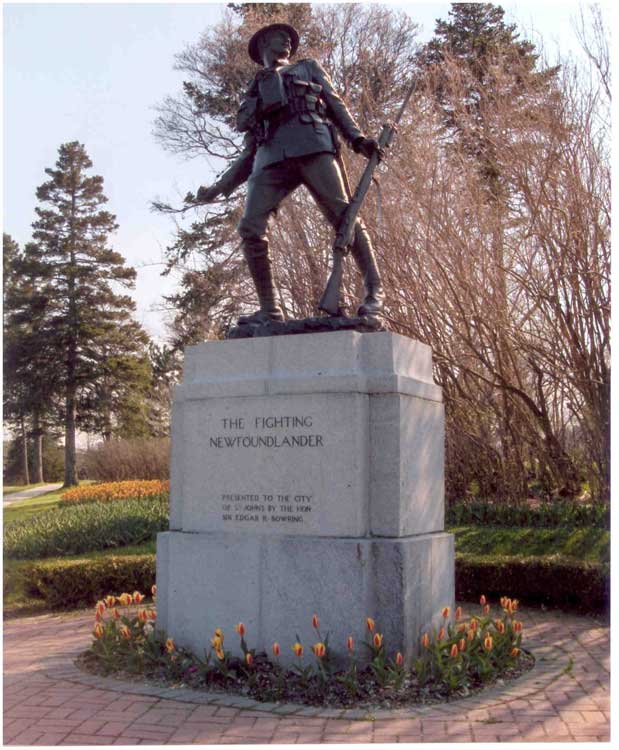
(3, 604, 610, 745)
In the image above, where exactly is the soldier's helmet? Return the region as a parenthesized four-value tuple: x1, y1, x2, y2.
(248, 23, 300, 65)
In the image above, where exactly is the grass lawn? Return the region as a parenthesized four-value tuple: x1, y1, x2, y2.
(3, 483, 50, 495)
(3, 488, 66, 523)
(3, 481, 97, 524)
(448, 525, 610, 563)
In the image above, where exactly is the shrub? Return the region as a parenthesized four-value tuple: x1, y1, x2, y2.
(60, 480, 169, 507)
(455, 554, 609, 612)
(447, 499, 609, 529)
(4, 496, 169, 559)
(22, 555, 156, 609)
(80, 438, 170, 481)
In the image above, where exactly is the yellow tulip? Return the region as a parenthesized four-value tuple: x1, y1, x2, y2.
(313, 642, 326, 658)
(165, 638, 175, 653)
(373, 632, 383, 648)
(366, 617, 375, 632)
(292, 642, 304, 657)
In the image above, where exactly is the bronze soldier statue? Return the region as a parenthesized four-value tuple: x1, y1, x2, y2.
(192, 22, 384, 323)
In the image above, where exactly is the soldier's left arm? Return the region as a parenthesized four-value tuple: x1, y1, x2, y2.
(309, 60, 364, 146)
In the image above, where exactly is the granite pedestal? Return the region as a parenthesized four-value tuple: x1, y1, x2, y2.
(157, 330, 454, 664)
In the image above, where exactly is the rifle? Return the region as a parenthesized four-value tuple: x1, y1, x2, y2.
(319, 78, 418, 316)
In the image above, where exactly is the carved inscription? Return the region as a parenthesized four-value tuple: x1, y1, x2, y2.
(211, 414, 323, 527)
(220, 493, 314, 526)
(209, 416, 324, 449)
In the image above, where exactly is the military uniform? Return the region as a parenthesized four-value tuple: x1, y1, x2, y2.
(207, 26, 383, 319)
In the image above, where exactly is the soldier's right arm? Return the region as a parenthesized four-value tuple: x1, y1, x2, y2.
(215, 131, 257, 197)
(194, 131, 256, 203)
(194, 83, 259, 203)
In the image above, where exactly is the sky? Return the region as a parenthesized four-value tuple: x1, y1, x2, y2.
(2, 0, 612, 343)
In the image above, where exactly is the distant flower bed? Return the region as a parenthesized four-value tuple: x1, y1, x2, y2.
(4, 495, 168, 560)
(61, 480, 170, 506)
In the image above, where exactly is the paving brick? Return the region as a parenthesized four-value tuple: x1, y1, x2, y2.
(111, 737, 145, 745)
(61, 733, 117, 745)
(95, 720, 136, 736)
(32, 732, 70, 745)
(2, 603, 610, 745)
(7, 728, 44, 744)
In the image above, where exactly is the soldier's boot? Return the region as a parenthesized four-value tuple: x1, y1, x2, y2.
(239, 240, 284, 323)
(350, 223, 384, 317)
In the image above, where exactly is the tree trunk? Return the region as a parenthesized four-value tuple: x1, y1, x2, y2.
(63, 379, 79, 487)
(64, 186, 79, 488)
(19, 415, 30, 486)
(32, 411, 44, 484)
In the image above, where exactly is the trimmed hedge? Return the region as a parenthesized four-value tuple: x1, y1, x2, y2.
(20, 550, 609, 615)
(456, 553, 609, 613)
(22, 554, 156, 609)
(4, 496, 168, 559)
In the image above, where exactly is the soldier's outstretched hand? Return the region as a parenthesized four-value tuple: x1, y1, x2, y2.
(185, 185, 220, 204)
(196, 185, 221, 203)
(353, 136, 384, 162)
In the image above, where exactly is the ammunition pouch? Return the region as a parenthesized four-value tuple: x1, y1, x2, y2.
(260, 76, 329, 141)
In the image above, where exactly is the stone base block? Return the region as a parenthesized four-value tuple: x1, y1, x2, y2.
(156, 529, 454, 665)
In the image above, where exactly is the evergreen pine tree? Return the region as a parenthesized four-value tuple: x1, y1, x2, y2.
(418, 2, 559, 193)
(30, 142, 141, 486)
(3, 234, 61, 483)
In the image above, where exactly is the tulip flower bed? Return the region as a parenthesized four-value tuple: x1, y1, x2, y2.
(4, 495, 168, 560)
(80, 593, 533, 708)
(60, 480, 169, 507)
